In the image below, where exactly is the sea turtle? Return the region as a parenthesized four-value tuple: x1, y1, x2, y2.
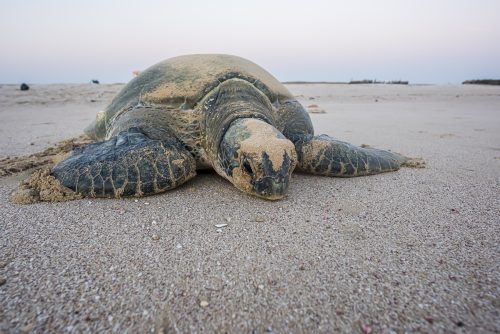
(51, 54, 418, 200)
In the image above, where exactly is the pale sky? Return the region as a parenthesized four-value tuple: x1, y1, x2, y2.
(1, 0, 499, 84)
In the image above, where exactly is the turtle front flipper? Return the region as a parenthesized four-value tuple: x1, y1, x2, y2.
(295, 134, 415, 177)
(51, 127, 196, 198)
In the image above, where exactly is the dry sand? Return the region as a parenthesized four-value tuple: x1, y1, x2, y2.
(0, 83, 499, 333)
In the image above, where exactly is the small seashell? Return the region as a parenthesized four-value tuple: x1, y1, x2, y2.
(255, 216, 265, 223)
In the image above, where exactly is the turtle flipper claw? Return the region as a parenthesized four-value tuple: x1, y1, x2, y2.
(51, 128, 196, 198)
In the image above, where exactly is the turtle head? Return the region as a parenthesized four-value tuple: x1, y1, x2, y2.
(218, 118, 297, 200)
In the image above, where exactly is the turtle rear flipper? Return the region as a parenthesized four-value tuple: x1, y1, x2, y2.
(295, 134, 413, 177)
(52, 127, 196, 197)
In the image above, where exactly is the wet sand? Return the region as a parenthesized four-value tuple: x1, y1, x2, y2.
(1, 83, 499, 333)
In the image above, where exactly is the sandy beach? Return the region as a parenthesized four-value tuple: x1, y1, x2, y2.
(0, 83, 499, 332)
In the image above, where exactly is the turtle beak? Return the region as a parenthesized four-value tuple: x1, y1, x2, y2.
(252, 175, 290, 200)
(250, 151, 294, 200)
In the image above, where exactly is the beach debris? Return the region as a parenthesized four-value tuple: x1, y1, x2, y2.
(20, 323, 34, 332)
(306, 104, 326, 114)
(91, 79, 100, 84)
(456, 321, 465, 327)
(257, 284, 264, 290)
(424, 316, 434, 324)
(0, 261, 7, 269)
(20, 83, 30, 91)
(132, 70, 141, 77)
(225, 217, 231, 223)
(335, 309, 344, 316)
(151, 234, 160, 241)
(254, 216, 265, 223)
(360, 144, 372, 148)
(216, 229, 223, 233)
(199, 300, 209, 307)
(215, 223, 228, 228)
(361, 323, 372, 334)
(308, 109, 326, 114)
(401, 157, 426, 168)
(0, 277, 6, 286)
(299, 264, 306, 271)
(176, 244, 182, 249)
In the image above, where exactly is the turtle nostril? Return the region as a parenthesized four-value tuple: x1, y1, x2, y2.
(242, 159, 253, 175)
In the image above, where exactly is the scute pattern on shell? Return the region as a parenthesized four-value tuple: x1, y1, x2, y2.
(100, 54, 293, 133)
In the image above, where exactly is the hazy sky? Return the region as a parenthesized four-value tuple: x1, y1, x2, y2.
(1, 0, 499, 84)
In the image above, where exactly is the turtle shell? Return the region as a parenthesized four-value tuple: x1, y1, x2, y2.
(84, 54, 313, 170)
(105, 54, 293, 118)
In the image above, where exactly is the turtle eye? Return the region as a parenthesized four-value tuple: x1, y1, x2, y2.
(242, 159, 253, 175)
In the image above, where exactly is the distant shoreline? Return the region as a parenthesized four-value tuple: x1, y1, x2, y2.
(282, 80, 409, 85)
(1, 80, 499, 86)
(282, 81, 346, 85)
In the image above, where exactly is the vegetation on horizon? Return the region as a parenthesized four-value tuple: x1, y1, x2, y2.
(283, 80, 409, 85)
(462, 79, 500, 85)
